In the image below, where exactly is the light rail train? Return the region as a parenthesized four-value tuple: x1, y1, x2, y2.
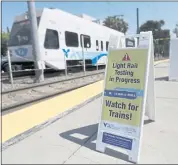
(1, 8, 136, 72)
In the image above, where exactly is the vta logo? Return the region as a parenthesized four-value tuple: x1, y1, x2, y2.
(104, 122, 107, 127)
(15, 48, 28, 57)
(62, 49, 70, 58)
(103, 122, 112, 128)
(122, 53, 130, 61)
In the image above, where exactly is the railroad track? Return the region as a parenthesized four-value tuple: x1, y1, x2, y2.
(1, 59, 168, 112)
(1, 65, 105, 80)
(1, 70, 66, 82)
(2, 70, 105, 112)
(1, 69, 73, 81)
(2, 66, 106, 91)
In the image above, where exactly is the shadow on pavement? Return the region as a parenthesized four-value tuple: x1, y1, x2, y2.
(155, 76, 169, 81)
(144, 119, 154, 125)
(60, 119, 153, 163)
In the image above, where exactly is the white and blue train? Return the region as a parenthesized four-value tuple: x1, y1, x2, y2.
(2, 8, 136, 72)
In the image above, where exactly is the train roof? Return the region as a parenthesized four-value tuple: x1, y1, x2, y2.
(13, 7, 124, 36)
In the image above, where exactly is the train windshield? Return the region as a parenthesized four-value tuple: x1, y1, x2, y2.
(8, 17, 41, 47)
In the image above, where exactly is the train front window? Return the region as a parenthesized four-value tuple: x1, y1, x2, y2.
(8, 17, 41, 46)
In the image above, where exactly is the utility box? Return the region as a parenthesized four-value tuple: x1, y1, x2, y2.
(169, 38, 178, 81)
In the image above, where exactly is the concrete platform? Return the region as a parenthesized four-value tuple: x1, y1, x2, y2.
(2, 60, 178, 164)
(1, 59, 168, 143)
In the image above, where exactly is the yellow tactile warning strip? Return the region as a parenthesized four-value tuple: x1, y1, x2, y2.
(2, 81, 104, 143)
(2, 59, 169, 143)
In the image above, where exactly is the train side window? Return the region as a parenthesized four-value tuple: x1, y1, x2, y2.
(44, 29, 59, 49)
(96, 40, 99, 51)
(80, 34, 91, 48)
(106, 41, 109, 51)
(65, 31, 79, 47)
(101, 41, 103, 51)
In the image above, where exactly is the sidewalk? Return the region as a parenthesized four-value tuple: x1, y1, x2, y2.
(2, 61, 178, 164)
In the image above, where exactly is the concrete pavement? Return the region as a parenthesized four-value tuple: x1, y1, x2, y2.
(2, 61, 178, 164)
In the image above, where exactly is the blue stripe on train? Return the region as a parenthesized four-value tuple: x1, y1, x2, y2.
(62, 49, 108, 65)
(91, 53, 107, 65)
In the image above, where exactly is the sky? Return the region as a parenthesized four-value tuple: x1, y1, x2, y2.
(2, 1, 178, 34)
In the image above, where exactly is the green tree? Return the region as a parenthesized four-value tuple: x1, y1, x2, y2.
(139, 20, 170, 58)
(1, 31, 10, 56)
(103, 16, 128, 34)
(139, 20, 167, 38)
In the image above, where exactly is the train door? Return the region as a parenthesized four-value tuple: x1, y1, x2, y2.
(80, 34, 91, 62)
(43, 28, 65, 70)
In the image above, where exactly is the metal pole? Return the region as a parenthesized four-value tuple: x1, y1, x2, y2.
(96, 55, 98, 71)
(81, 35, 86, 75)
(64, 55, 67, 78)
(136, 8, 139, 34)
(27, 1, 44, 83)
(7, 50, 14, 88)
(136, 8, 140, 46)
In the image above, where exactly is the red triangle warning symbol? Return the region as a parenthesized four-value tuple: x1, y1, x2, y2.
(122, 53, 130, 61)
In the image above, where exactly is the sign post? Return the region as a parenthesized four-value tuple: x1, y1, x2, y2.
(96, 31, 155, 163)
(169, 38, 178, 81)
